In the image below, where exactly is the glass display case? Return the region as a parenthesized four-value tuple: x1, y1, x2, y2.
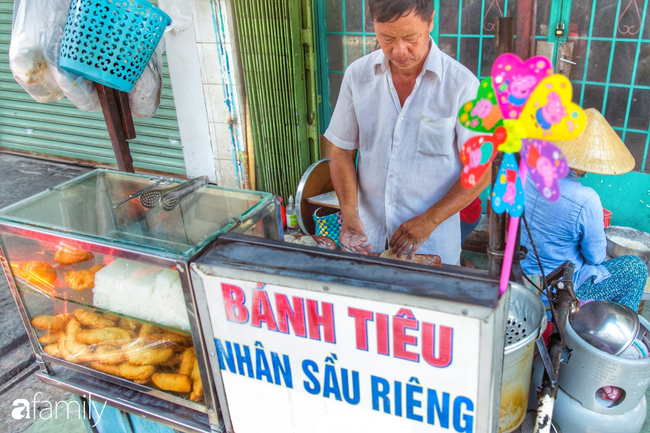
(0, 170, 281, 432)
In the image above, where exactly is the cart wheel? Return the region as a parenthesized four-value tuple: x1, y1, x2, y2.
(295, 159, 334, 235)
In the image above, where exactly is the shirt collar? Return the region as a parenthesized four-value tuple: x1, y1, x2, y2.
(373, 37, 443, 79)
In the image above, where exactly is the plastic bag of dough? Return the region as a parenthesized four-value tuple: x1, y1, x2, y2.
(8, 0, 63, 103)
(41, 0, 100, 112)
(129, 39, 164, 119)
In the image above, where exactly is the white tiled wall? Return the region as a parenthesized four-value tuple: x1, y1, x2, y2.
(192, 0, 246, 189)
(163, 0, 246, 188)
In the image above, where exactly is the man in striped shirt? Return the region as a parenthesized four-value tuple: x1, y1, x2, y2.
(324, 0, 488, 265)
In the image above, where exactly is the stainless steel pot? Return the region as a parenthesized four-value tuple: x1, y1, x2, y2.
(499, 283, 546, 433)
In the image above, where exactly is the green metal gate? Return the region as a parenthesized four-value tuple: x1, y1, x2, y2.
(315, 0, 650, 173)
(0, 0, 186, 175)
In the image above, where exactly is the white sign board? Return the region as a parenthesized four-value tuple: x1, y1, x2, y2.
(202, 274, 482, 433)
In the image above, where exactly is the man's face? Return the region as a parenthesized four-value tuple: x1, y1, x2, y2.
(374, 9, 434, 74)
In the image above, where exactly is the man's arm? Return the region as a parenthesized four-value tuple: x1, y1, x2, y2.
(329, 143, 373, 254)
(389, 166, 490, 259)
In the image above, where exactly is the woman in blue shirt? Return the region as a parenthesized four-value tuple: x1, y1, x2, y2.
(521, 109, 647, 311)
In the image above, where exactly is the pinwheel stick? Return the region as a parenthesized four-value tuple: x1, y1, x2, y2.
(499, 159, 528, 297)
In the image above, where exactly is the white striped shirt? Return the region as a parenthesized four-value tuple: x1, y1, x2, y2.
(324, 39, 479, 264)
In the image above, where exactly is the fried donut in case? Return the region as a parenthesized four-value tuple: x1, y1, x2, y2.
(119, 363, 156, 381)
(31, 314, 69, 331)
(75, 327, 131, 345)
(90, 346, 126, 365)
(43, 343, 61, 358)
(64, 265, 104, 291)
(190, 359, 204, 402)
(73, 309, 115, 328)
(64, 319, 94, 363)
(19, 261, 57, 285)
(54, 245, 94, 265)
(39, 331, 62, 344)
(178, 348, 196, 377)
(151, 373, 192, 393)
(124, 346, 174, 366)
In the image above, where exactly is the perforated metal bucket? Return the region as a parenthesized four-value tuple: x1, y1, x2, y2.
(499, 283, 546, 433)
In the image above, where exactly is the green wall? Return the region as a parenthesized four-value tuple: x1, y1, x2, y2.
(580, 172, 650, 233)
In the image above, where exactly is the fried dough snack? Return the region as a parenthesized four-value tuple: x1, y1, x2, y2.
(159, 353, 182, 367)
(19, 261, 57, 285)
(190, 359, 204, 402)
(179, 348, 196, 377)
(122, 322, 174, 365)
(39, 331, 61, 344)
(118, 318, 140, 332)
(118, 363, 157, 381)
(31, 314, 69, 331)
(124, 345, 174, 365)
(73, 309, 115, 328)
(64, 319, 93, 363)
(89, 346, 125, 365)
(145, 332, 192, 349)
(152, 373, 192, 393)
(54, 245, 94, 265)
(43, 343, 61, 358)
(64, 265, 104, 290)
(103, 312, 121, 323)
(90, 362, 121, 376)
(57, 332, 72, 361)
(90, 362, 156, 381)
(76, 327, 131, 345)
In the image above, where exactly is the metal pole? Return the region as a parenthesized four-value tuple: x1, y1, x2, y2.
(488, 17, 515, 278)
(534, 262, 576, 433)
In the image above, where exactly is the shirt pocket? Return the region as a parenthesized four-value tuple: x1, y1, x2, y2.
(417, 115, 456, 157)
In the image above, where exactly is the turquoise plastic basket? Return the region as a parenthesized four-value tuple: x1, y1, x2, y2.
(59, 0, 171, 92)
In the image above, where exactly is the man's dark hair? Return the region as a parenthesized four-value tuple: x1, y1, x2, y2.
(368, 0, 434, 23)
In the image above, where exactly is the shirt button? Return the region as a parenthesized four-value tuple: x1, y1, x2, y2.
(399, 116, 404, 121)
(388, 201, 393, 206)
(390, 174, 395, 178)
(390, 88, 394, 92)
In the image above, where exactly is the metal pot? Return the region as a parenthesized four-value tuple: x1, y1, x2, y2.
(569, 301, 640, 355)
(605, 226, 650, 275)
(498, 283, 546, 433)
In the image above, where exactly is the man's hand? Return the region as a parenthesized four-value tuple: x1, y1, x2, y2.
(340, 215, 372, 254)
(389, 213, 438, 260)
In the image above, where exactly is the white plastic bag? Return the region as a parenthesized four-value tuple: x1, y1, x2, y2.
(129, 40, 164, 119)
(9, 0, 63, 103)
(41, 0, 100, 112)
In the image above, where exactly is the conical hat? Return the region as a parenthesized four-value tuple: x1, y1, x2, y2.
(554, 108, 635, 175)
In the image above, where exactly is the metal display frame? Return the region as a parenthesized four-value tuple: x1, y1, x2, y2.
(0, 222, 221, 430)
(0, 171, 284, 433)
(191, 233, 509, 433)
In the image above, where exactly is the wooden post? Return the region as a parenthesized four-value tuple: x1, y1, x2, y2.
(95, 83, 136, 173)
(515, 0, 535, 60)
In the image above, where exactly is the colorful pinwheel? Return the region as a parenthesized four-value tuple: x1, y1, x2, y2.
(458, 53, 587, 295)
